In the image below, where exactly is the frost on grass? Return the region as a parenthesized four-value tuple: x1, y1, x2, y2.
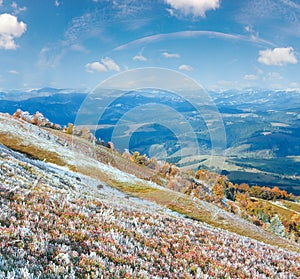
(0, 140, 300, 279)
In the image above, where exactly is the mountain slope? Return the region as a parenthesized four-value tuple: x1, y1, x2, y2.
(0, 112, 299, 278)
(0, 112, 299, 252)
(1, 139, 299, 278)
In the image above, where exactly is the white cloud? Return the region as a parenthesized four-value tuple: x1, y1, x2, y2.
(257, 68, 264, 75)
(164, 0, 220, 17)
(8, 69, 19, 74)
(217, 80, 239, 88)
(38, 46, 64, 68)
(244, 74, 259, 80)
(11, 2, 27, 14)
(115, 30, 274, 52)
(244, 25, 260, 41)
(55, 0, 60, 7)
(70, 44, 87, 52)
(0, 13, 27, 50)
(268, 72, 283, 80)
(244, 25, 252, 33)
(85, 57, 120, 73)
(85, 62, 107, 73)
(133, 48, 147, 62)
(101, 57, 120, 72)
(289, 82, 300, 89)
(166, 8, 175, 16)
(258, 47, 298, 66)
(162, 52, 180, 58)
(133, 54, 147, 61)
(178, 64, 193, 71)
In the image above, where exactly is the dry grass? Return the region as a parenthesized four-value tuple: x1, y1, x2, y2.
(265, 201, 298, 220)
(48, 128, 156, 180)
(281, 200, 300, 213)
(91, 179, 300, 253)
(0, 133, 65, 166)
(107, 180, 157, 194)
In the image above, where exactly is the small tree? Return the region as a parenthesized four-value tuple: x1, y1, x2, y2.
(66, 123, 73, 135)
(235, 192, 250, 208)
(267, 215, 285, 237)
(131, 151, 147, 165)
(212, 183, 225, 199)
(238, 183, 250, 193)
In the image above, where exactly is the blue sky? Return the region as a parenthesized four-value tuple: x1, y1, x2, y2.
(0, 0, 300, 91)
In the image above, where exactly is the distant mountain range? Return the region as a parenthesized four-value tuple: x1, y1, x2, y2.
(1, 87, 299, 122)
(211, 88, 300, 112)
(0, 87, 299, 193)
(0, 88, 87, 125)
